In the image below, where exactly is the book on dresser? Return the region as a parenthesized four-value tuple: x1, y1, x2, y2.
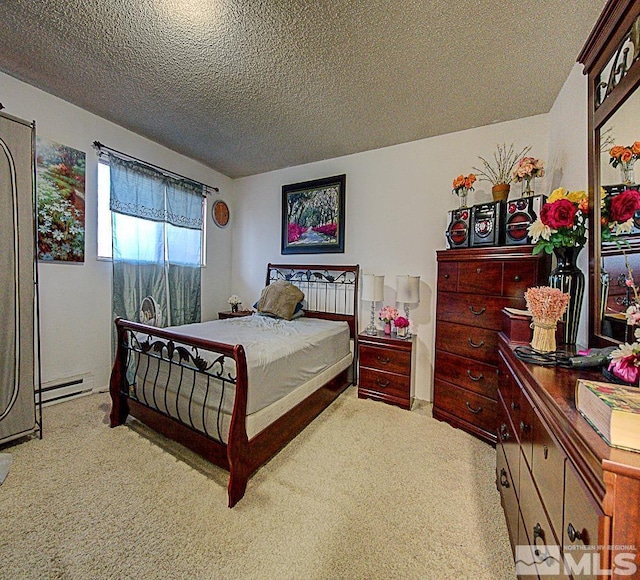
(575, 379, 640, 452)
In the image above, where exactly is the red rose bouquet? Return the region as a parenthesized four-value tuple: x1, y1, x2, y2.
(528, 187, 588, 255)
(601, 188, 640, 242)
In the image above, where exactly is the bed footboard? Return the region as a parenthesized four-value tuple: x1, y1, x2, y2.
(109, 317, 250, 506)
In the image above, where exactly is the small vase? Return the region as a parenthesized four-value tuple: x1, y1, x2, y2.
(384, 321, 392, 335)
(620, 160, 635, 185)
(521, 176, 534, 197)
(396, 326, 407, 338)
(491, 183, 510, 202)
(231, 303, 239, 313)
(548, 246, 585, 345)
(458, 191, 468, 209)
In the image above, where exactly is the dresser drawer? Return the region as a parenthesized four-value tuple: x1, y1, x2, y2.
(497, 444, 519, 555)
(437, 292, 523, 330)
(531, 410, 565, 541)
(435, 321, 499, 365)
(437, 261, 458, 292)
(434, 350, 498, 399)
(433, 379, 497, 433)
(563, 462, 602, 561)
(458, 262, 502, 295)
(359, 367, 410, 400)
(359, 344, 410, 375)
(503, 261, 538, 298)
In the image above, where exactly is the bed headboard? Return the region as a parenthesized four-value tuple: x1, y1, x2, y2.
(266, 264, 359, 339)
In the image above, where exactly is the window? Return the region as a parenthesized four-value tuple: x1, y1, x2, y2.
(97, 160, 207, 265)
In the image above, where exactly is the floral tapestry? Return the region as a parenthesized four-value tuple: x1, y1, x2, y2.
(36, 138, 85, 262)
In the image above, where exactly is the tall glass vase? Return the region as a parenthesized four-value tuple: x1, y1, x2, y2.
(521, 176, 534, 197)
(620, 160, 635, 185)
(548, 246, 585, 345)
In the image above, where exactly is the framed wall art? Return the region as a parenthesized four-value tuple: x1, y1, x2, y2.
(281, 174, 346, 254)
(36, 137, 86, 262)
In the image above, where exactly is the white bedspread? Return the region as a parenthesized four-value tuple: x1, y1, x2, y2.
(150, 314, 351, 415)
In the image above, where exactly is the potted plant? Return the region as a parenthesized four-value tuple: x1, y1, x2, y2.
(473, 143, 531, 202)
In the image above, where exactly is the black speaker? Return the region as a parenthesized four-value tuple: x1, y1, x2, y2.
(470, 201, 504, 247)
(504, 195, 547, 245)
(445, 208, 471, 248)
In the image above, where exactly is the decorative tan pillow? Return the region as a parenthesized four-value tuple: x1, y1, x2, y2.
(256, 280, 305, 321)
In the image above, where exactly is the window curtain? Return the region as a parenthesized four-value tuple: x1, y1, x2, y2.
(109, 154, 203, 330)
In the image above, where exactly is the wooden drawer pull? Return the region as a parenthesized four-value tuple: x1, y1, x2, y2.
(376, 355, 390, 364)
(468, 338, 485, 348)
(466, 369, 483, 381)
(466, 401, 482, 414)
(566, 523, 583, 543)
(468, 305, 486, 316)
(499, 468, 510, 488)
(375, 378, 390, 388)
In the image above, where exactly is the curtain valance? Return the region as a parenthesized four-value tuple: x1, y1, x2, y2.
(108, 154, 204, 230)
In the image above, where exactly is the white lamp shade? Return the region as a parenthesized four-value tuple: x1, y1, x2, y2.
(397, 275, 420, 304)
(362, 274, 384, 302)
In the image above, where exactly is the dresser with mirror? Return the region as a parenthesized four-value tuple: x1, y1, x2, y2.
(495, 1, 640, 576)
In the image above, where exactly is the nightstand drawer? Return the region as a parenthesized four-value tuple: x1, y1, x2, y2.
(359, 368, 410, 400)
(359, 344, 411, 375)
(434, 350, 498, 399)
(434, 379, 497, 434)
(503, 262, 537, 298)
(435, 321, 499, 365)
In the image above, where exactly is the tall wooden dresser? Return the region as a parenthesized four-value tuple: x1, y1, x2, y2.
(433, 246, 551, 444)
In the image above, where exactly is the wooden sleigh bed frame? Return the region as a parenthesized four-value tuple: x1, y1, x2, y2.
(109, 263, 359, 507)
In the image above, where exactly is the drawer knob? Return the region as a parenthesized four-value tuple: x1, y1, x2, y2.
(499, 468, 510, 488)
(500, 423, 510, 441)
(510, 401, 519, 411)
(468, 337, 485, 349)
(376, 355, 390, 365)
(520, 420, 530, 433)
(466, 401, 482, 414)
(543, 445, 548, 460)
(468, 305, 486, 316)
(466, 369, 483, 382)
(566, 522, 584, 543)
(443, 273, 450, 279)
(514, 275, 521, 282)
(476, 267, 482, 274)
(376, 378, 390, 388)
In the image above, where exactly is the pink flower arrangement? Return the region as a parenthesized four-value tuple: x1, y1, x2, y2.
(512, 156, 545, 182)
(379, 305, 399, 323)
(394, 316, 409, 329)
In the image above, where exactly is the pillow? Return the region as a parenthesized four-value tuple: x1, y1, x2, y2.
(256, 280, 305, 321)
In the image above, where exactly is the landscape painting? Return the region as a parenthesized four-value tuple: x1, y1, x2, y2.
(281, 174, 346, 254)
(36, 138, 85, 262)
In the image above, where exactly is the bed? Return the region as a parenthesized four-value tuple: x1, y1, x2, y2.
(109, 263, 359, 507)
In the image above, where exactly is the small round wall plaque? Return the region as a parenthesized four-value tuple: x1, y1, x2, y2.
(211, 199, 230, 228)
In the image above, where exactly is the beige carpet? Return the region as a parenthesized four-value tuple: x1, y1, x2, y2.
(0, 388, 516, 579)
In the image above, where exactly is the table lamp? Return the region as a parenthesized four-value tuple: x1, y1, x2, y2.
(396, 275, 420, 333)
(362, 274, 384, 335)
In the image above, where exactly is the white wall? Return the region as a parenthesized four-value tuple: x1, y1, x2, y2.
(232, 115, 549, 401)
(546, 63, 590, 347)
(1, 71, 234, 393)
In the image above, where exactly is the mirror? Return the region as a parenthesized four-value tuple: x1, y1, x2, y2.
(580, 2, 640, 347)
(598, 89, 640, 343)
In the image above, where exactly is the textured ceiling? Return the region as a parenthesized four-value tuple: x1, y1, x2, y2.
(0, 0, 607, 178)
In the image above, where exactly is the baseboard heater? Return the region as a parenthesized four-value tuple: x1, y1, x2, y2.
(36, 374, 94, 407)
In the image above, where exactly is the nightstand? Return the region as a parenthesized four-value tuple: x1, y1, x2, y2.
(357, 331, 415, 410)
(218, 310, 253, 320)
